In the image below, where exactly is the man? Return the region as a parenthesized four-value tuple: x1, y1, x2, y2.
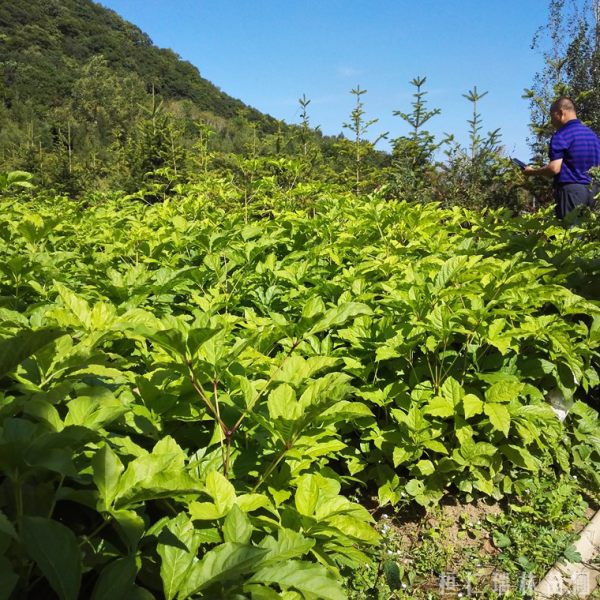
(524, 97, 600, 220)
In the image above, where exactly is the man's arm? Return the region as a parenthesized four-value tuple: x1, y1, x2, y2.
(523, 158, 563, 178)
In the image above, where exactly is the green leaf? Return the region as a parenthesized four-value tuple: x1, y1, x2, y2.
(462, 394, 484, 419)
(440, 376, 464, 406)
(205, 471, 237, 516)
(54, 282, 92, 329)
(21, 516, 81, 600)
(0, 510, 17, 540)
(187, 327, 221, 356)
(0, 556, 18, 600)
(384, 559, 402, 590)
(258, 529, 315, 563)
(425, 396, 454, 418)
(415, 459, 435, 476)
(327, 515, 380, 544)
(500, 445, 540, 471)
(92, 444, 125, 511)
(457, 439, 497, 466)
(485, 381, 523, 403)
(91, 557, 137, 600)
(433, 255, 470, 291)
(182, 543, 269, 595)
(562, 544, 582, 563)
(223, 505, 253, 544)
(249, 560, 345, 600)
(484, 402, 511, 437)
(0, 327, 65, 378)
(110, 509, 146, 553)
(492, 532, 512, 548)
(405, 479, 425, 497)
(236, 494, 273, 513)
(267, 384, 301, 421)
(157, 513, 201, 600)
(295, 474, 319, 517)
(308, 302, 372, 335)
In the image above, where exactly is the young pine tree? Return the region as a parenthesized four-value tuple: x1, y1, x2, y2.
(390, 76, 442, 199)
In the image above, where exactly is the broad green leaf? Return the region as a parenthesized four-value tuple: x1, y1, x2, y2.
(110, 509, 145, 553)
(301, 296, 326, 320)
(295, 474, 319, 517)
(0, 556, 18, 600)
(307, 302, 372, 335)
(484, 402, 511, 437)
(485, 381, 523, 404)
(259, 529, 315, 563)
(223, 505, 253, 544)
(0, 327, 65, 378)
(415, 459, 435, 476)
(457, 439, 497, 467)
(189, 502, 223, 521)
(249, 560, 345, 600)
(0, 510, 17, 540)
(272, 356, 339, 387)
(425, 396, 454, 418)
(440, 376, 464, 406)
(327, 515, 380, 544)
(65, 388, 127, 429)
(462, 394, 484, 419)
(500, 444, 540, 471)
(89, 301, 116, 331)
(92, 444, 124, 511)
(21, 516, 81, 600)
(236, 494, 273, 513)
(157, 513, 201, 600)
(182, 543, 269, 596)
(433, 255, 470, 291)
(54, 282, 91, 329)
(405, 479, 425, 497)
(115, 436, 190, 504)
(422, 439, 448, 454)
(91, 557, 137, 600)
(393, 445, 413, 467)
(267, 384, 301, 421)
(319, 400, 373, 421)
(187, 327, 221, 356)
(205, 470, 237, 516)
(299, 372, 353, 409)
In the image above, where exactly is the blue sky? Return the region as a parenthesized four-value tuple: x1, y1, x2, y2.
(99, 1, 552, 160)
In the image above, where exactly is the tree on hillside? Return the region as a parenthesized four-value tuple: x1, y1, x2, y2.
(526, 0, 600, 158)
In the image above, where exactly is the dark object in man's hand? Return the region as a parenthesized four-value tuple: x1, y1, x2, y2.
(511, 157, 527, 170)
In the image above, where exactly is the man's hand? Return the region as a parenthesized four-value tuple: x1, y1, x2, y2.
(523, 159, 563, 178)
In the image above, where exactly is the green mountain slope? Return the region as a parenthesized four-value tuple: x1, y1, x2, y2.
(0, 0, 278, 130)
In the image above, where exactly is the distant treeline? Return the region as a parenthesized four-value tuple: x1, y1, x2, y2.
(1, 0, 599, 211)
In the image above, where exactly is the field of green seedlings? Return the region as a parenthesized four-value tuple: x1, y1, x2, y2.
(0, 188, 599, 599)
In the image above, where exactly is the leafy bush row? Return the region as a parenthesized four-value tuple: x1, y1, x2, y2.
(0, 189, 598, 597)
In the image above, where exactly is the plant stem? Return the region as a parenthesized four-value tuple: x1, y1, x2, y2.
(251, 439, 295, 492)
(230, 338, 301, 435)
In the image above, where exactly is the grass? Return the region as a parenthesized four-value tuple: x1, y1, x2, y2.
(346, 473, 599, 599)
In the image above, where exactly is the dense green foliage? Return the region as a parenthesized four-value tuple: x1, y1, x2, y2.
(527, 0, 600, 158)
(0, 0, 276, 123)
(0, 0, 533, 210)
(0, 184, 597, 597)
(0, 0, 316, 194)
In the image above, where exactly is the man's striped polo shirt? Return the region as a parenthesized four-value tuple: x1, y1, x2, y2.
(549, 118, 600, 186)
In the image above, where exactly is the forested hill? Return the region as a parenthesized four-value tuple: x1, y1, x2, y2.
(0, 0, 278, 130)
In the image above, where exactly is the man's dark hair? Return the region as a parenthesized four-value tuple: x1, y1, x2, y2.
(551, 97, 577, 113)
